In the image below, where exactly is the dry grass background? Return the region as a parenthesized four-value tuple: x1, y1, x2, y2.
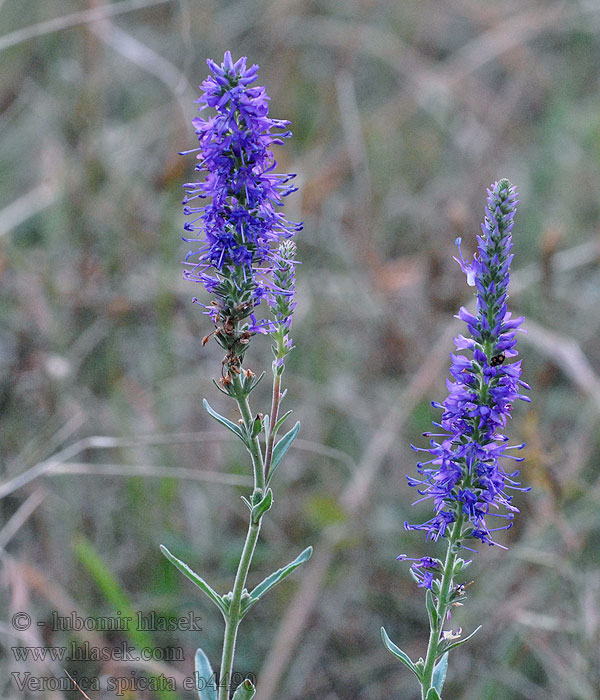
(1, 1, 600, 698)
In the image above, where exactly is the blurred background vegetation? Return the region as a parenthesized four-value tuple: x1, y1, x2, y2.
(1, 1, 600, 698)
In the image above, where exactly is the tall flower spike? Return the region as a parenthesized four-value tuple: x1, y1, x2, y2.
(181, 51, 302, 372)
(404, 179, 530, 556)
(167, 52, 311, 700)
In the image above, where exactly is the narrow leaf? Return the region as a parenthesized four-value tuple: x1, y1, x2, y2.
(439, 625, 482, 655)
(267, 421, 300, 484)
(380, 627, 421, 681)
(246, 369, 266, 393)
(426, 589, 438, 628)
(273, 409, 293, 433)
(241, 496, 252, 511)
(211, 377, 231, 396)
(231, 679, 256, 700)
(432, 652, 449, 693)
(160, 545, 227, 617)
(425, 688, 441, 700)
(244, 546, 313, 615)
(203, 399, 248, 445)
(194, 648, 217, 700)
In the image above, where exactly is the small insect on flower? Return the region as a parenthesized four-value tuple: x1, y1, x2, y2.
(490, 352, 506, 367)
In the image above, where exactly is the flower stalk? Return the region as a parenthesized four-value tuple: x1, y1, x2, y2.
(218, 515, 261, 700)
(419, 517, 463, 698)
(162, 52, 309, 700)
(382, 180, 530, 699)
(264, 240, 296, 482)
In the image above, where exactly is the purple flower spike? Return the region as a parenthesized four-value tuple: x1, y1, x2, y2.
(184, 51, 301, 290)
(181, 52, 302, 369)
(403, 180, 529, 554)
(182, 51, 301, 296)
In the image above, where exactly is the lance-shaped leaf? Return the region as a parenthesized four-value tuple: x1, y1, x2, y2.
(432, 652, 448, 693)
(243, 369, 266, 394)
(426, 589, 438, 628)
(438, 625, 482, 656)
(267, 421, 300, 484)
(194, 648, 217, 700)
(242, 546, 313, 616)
(160, 546, 227, 617)
(231, 679, 256, 700)
(273, 409, 293, 434)
(203, 399, 249, 446)
(211, 377, 232, 397)
(380, 627, 422, 681)
(425, 688, 442, 700)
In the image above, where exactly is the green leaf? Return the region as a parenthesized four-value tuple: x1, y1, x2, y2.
(251, 488, 273, 523)
(267, 421, 300, 484)
(231, 679, 256, 700)
(160, 545, 227, 617)
(211, 377, 232, 396)
(203, 399, 248, 445)
(273, 409, 293, 433)
(409, 566, 421, 586)
(194, 648, 217, 700)
(432, 652, 448, 693)
(241, 495, 252, 511)
(426, 589, 438, 628)
(426, 688, 441, 700)
(244, 369, 265, 394)
(243, 546, 313, 616)
(380, 627, 421, 681)
(439, 625, 482, 655)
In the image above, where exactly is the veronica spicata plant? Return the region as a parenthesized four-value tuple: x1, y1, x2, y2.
(381, 180, 530, 700)
(160, 52, 309, 700)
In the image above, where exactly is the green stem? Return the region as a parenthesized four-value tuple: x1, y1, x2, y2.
(420, 515, 464, 698)
(218, 517, 261, 700)
(264, 371, 281, 482)
(216, 374, 265, 699)
(231, 373, 265, 492)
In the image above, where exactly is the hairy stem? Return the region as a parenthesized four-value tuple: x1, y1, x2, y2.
(420, 516, 463, 698)
(231, 373, 265, 492)
(264, 371, 281, 482)
(218, 517, 261, 700)
(216, 373, 266, 699)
